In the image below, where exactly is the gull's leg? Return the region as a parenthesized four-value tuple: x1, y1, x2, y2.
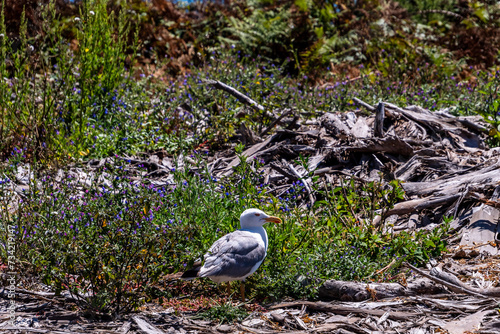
(240, 281, 245, 302)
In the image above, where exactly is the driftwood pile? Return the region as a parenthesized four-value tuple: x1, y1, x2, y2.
(2, 92, 500, 333)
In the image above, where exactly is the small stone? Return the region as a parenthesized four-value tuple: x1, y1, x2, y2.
(241, 318, 265, 327)
(270, 312, 285, 323)
(217, 324, 233, 333)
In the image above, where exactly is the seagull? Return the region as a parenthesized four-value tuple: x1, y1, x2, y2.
(181, 208, 282, 301)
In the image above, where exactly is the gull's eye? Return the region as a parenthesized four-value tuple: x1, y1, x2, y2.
(254, 213, 260, 216)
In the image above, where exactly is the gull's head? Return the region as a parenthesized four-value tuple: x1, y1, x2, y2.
(240, 208, 282, 229)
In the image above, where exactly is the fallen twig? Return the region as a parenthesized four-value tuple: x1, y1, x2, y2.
(259, 109, 292, 137)
(7, 288, 55, 302)
(404, 262, 496, 300)
(202, 79, 265, 111)
(373, 258, 396, 277)
(353, 97, 375, 112)
(418, 9, 463, 20)
(373, 193, 463, 226)
(288, 163, 315, 208)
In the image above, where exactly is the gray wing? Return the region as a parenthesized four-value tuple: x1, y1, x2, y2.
(199, 230, 266, 279)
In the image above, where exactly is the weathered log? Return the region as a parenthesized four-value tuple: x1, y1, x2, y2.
(221, 134, 277, 175)
(403, 161, 500, 197)
(353, 97, 375, 112)
(429, 266, 500, 298)
(459, 186, 500, 255)
(460, 206, 500, 256)
(374, 102, 385, 138)
(456, 115, 488, 134)
(239, 121, 260, 145)
(351, 116, 371, 138)
(321, 113, 351, 139)
(394, 155, 474, 182)
(119, 321, 132, 334)
(270, 301, 419, 321)
(343, 136, 414, 156)
(318, 278, 447, 302)
(385, 103, 483, 150)
(269, 161, 299, 181)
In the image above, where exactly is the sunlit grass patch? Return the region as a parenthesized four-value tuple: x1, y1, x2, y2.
(197, 300, 249, 324)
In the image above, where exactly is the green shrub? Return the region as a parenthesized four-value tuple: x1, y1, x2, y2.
(253, 176, 448, 300)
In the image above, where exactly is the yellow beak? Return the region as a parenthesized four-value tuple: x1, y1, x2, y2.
(264, 216, 282, 224)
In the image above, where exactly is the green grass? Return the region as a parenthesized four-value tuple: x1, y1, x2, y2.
(197, 301, 249, 323)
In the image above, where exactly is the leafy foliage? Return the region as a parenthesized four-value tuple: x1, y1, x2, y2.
(198, 301, 249, 323)
(476, 72, 500, 146)
(220, 5, 293, 62)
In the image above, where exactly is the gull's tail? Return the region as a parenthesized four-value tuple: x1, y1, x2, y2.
(180, 260, 202, 280)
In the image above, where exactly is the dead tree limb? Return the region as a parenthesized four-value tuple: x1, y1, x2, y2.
(260, 109, 292, 137)
(373, 193, 462, 226)
(353, 97, 375, 112)
(202, 79, 265, 111)
(403, 161, 500, 197)
(132, 316, 166, 334)
(288, 162, 315, 208)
